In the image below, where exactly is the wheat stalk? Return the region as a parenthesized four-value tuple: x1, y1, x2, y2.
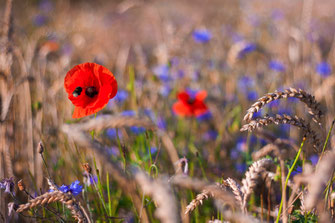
(243, 88, 323, 125)
(16, 191, 90, 223)
(240, 114, 322, 150)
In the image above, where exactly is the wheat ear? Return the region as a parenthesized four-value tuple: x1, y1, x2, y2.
(241, 114, 322, 150)
(16, 191, 89, 223)
(241, 158, 274, 211)
(243, 88, 323, 125)
(225, 178, 244, 212)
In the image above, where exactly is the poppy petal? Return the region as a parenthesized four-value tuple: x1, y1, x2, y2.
(172, 101, 193, 116)
(177, 92, 190, 102)
(195, 90, 207, 101)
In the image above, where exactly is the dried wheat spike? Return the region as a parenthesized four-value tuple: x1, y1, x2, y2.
(240, 114, 322, 150)
(225, 178, 244, 212)
(185, 183, 226, 214)
(16, 191, 89, 223)
(243, 88, 323, 125)
(46, 178, 58, 191)
(241, 158, 274, 211)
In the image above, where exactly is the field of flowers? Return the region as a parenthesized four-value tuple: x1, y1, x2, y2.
(1, 0, 335, 222)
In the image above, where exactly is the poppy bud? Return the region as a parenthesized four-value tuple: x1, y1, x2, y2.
(82, 163, 92, 174)
(38, 141, 44, 154)
(17, 179, 25, 191)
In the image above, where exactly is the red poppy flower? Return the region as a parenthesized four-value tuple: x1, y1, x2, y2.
(172, 90, 208, 117)
(64, 62, 117, 118)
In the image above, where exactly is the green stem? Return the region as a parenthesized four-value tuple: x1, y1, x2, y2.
(320, 119, 335, 159)
(276, 137, 306, 223)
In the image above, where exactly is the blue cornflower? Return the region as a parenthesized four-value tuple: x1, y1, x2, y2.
(309, 154, 319, 166)
(291, 166, 303, 177)
(115, 89, 128, 104)
(159, 85, 171, 97)
(192, 29, 212, 43)
(150, 147, 158, 154)
(197, 111, 212, 122)
(247, 90, 258, 101)
(69, 180, 83, 196)
(121, 110, 136, 116)
(269, 60, 285, 72)
(235, 163, 247, 173)
(238, 76, 254, 90)
(130, 126, 145, 134)
(238, 43, 256, 58)
(33, 14, 48, 26)
(153, 65, 170, 82)
(59, 185, 69, 193)
(157, 116, 167, 130)
(202, 130, 218, 141)
(39, 0, 53, 13)
(316, 61, 332, 77)
(106, 128, 122, 139)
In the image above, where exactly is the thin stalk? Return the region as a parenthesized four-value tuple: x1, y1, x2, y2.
(276, 137, 306, 223)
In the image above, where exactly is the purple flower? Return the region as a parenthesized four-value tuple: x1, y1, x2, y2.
(157, 116, 167, 130)
(153, 65, 170, 82)
(291, 166, 302, 177)
(130, 126, 146, 134)
(202, 130, 218, 141)
(247, 91, 258, 101)
(0, 178, 14, 194)
(69, 180, 83, 196)
(309, 154, 319, 166)
(33, 14, 48, 26)
(159, 85, 171, 97)
(269, 60, 285, 72)
(192, 29, 212, 43)
(235, 163, 247, 173)
(196, 111, 212, 122)
(121, 110, 136, 116)
(238, 43, 256, 58)
(39, 0, 53, 13)
(106, 128, 122, 139)
(238, 76, 254, 89)
(115, 89, 128, 104)
(59, 185, 69, 193)
(316, 61, 332, 77)
(150, 147, 157, 154)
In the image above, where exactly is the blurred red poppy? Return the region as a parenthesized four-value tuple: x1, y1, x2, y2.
(64, 62, 117, 118)
(172, 90, 208, 117)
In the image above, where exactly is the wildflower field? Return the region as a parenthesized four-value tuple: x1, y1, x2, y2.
(1, 0, 335, 222)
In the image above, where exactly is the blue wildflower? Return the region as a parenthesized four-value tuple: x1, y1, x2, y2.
(269, 60, 285, 72)
(291, 166, 303, 177)
(153, 65, 170, 82)
(238, 43, 256, 58)
(150, 147, 158, 154)
(196, 111, 212, 122)
(69, 180, 83, 196)
(130, 126, 145, 134)
(39, 0, 53, 13)
(202, 130, 218, 141)
(159, 85, 171, 97)
(235, 163, 247, 173)
(59, 185, 69, 193)
(309, 154, 319, 166)
(247, 91, 258, 101)
(316, 61, 332, 77)
(33, 14, 48, 26)
(157, 116, 167, 130)
(115, 89, 128, 104)
(121, 110, 136, 116)
(106, 128, 122, 139)
(192, 29, 212, 43)
(238, 76, 254, 90)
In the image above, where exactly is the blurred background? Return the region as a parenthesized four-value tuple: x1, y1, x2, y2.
(1, 0, 335, 222)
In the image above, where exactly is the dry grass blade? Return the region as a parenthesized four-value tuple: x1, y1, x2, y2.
(134, 170, 180, 223)
(305, 151, 335, 211)
(241, 158, 274, 211)
(225, 178, 244, 212)
(185, 183, 226, 214)
(240, 114, 322, 150)
(243, 88, 323, 125)
(16, 191, 90, 223)
(66, 114, 156, 132)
